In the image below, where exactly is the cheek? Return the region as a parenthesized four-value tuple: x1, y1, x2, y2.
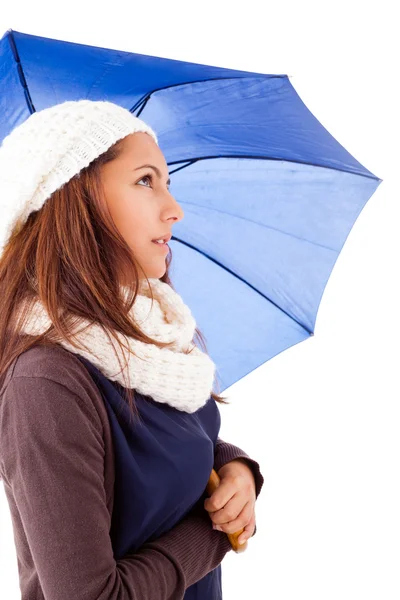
(120, 214, 155, 256)
(106, 189, 148, 246)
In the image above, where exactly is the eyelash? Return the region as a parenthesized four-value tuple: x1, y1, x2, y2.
(138, 173, 170, 191)
(138, 174, 153, 187)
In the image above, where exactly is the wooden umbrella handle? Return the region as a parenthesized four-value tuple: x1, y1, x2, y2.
(206, 468, 248, 553)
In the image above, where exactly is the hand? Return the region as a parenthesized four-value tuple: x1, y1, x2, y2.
(204, 459, 257, 546)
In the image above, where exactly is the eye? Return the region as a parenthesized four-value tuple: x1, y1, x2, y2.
(137, 174, 153, 188)
(136, 173, 171, 192)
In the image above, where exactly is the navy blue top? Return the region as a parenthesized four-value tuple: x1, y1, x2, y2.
(78, 356, 224, 599)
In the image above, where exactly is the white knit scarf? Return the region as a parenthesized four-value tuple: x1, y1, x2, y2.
(19, 278, 217, 414)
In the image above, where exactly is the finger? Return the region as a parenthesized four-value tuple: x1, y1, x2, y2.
(204, 479, 236, 513)
(212, 500, 253, 534)
(207, 492, 244, 525)
(237, 514, 256, 545)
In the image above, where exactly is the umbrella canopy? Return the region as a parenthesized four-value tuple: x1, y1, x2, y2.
(0, 29, 382, 391)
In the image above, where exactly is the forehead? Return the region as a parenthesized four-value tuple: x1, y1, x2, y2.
(118, 132, 166, 166)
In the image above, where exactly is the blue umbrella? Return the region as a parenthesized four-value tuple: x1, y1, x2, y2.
(0, 29, 383, 392)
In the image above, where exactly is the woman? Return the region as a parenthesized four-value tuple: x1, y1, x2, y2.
(0, 100, 264, 599)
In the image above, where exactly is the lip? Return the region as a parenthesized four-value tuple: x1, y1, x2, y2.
(152, 240, 170, 252)
(151, 234, 172, 243)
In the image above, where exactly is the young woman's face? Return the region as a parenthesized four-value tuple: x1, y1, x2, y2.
(100, 132, 184, 281)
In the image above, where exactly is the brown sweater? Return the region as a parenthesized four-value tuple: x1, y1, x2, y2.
(0, 345, 264, 599)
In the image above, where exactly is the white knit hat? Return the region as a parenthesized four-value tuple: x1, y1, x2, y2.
(0, 99, 158, 257)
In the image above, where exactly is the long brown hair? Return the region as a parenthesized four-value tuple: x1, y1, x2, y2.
(0, 137, 229, 420)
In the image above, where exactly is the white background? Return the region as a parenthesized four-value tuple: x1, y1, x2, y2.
(1, 1, 399, 598)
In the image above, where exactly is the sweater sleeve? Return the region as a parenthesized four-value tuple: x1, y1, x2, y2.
(214, 437, 265, 499)
(0, 375, 231, 600)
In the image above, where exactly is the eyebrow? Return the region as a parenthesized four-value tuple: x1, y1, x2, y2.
(134, 164, 171, 186)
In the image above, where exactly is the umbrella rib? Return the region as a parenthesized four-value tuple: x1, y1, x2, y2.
(7, 31, 36, 114)
(176, 199, 338, 253)
(169, 160, 198, 175)
(129, 74, 286, 115)
(167, 154, 382, 182)
(170, 235, 314, 336)
(131, 78, 245, 116)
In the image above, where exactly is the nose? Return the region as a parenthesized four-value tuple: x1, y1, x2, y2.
(165, 190, 184, 223)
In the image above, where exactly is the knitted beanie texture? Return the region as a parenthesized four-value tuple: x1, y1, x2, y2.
(0, 100, 158, 256)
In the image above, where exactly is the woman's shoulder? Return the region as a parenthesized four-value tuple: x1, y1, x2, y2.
(0, 344, 106, 426)
(8, 342, 87, 376)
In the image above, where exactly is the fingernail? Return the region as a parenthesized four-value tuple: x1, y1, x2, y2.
(213, 524, 222, 531)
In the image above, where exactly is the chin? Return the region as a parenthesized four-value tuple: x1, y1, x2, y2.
(146, 265, 167, 279)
